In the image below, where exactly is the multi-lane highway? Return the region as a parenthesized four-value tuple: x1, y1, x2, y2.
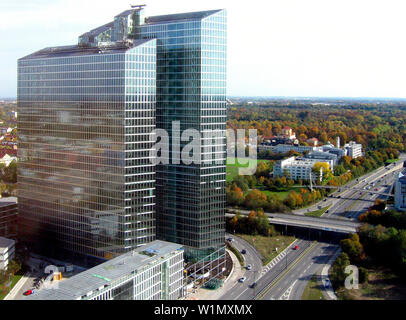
(265, 158, 405, 300)
(222, 156, 405, 300)
(262, 161, 405, 300)
(323, 158, 404, 220)
(260, 242, 339, 300)
(219, 239, 314, 300)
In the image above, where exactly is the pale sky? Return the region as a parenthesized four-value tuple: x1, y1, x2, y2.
(1, 0, 405, 98)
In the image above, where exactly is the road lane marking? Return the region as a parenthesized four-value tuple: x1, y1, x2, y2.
(255, 242, 317, 300)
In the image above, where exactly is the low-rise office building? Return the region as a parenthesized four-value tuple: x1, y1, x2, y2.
(321, 143, 346, 161)
(0, 236, 15, 270)
(24, 240, 184, 300)
(258, 143, 316, 154)
(302, 151, 338, 167)
(273, 156, 332, 181)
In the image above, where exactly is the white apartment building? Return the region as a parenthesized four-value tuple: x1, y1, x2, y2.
(0, 236, 15, 270)
(344, 141, 363, 159)
(273, 156, 333, 181)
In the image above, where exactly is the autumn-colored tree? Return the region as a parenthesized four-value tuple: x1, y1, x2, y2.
(248, 210, 257, 220)
(226, 184, 244, 206)
(285, 191, 298, 208)
(340, 234, 366, 263)
(244, 189, 267, 209)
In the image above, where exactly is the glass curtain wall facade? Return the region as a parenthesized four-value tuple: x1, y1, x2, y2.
(17, 40, 156, 265)
(135, 10, 227, 260)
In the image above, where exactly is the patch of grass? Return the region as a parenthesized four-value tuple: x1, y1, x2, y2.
(226, 158, 268, 182)
(301, 275, 326, 300)
(261, 190, 291, 201)
(0, 274, 22, 300)
(237, 234, 296, 265)
(226, 243, 245, 267)
(305, 204, 332, 217)
(333, 267, 406, 300)
(226, 166, 239, 182)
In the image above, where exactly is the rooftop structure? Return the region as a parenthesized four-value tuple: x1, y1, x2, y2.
(24, 240, 184, 300)
(302, 150, 338, 167)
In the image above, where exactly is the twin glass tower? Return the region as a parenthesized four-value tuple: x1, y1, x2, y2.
(17, 7, 227, 265)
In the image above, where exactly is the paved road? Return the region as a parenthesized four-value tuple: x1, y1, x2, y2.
(219, 239, 312, 300)
(219, 234, 263, 300)
(325, 161, 403, 220)
(260, 242, 339, 300)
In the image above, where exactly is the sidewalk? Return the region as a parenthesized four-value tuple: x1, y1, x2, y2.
(3, 271, 31, 300)
(320, 248, 341, 300)
(184, 249, 244, 300)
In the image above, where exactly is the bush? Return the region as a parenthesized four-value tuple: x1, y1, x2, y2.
(359, 267, 369, 284)
(204, 278, 223, 290)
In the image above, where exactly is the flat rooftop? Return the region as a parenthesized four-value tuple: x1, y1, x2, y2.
(0, 196, 17, 207)
(146, 9, 223, 24)
(19, 39, 153, 60)
(24, 240, 183, 300)
(0, 236, 15, 250)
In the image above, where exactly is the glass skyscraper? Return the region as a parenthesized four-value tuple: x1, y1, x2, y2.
(134, 9, 227, 260)
(17, 7, 226, 264)
(17, 40, 157, 265)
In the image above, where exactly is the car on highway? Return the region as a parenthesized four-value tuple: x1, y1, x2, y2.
(241, 249, 247, 254)
(250, 282, 257, 289)
(292, 245, 299, 250)
(238, 277, 246, 283)
(246, 264, 252, 270)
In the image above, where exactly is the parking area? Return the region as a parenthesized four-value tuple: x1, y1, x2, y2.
(11, 255, 86, 300)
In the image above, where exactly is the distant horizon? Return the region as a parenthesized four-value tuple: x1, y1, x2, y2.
(3, 95, 406, 102)
(228, 96, 406, 100)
